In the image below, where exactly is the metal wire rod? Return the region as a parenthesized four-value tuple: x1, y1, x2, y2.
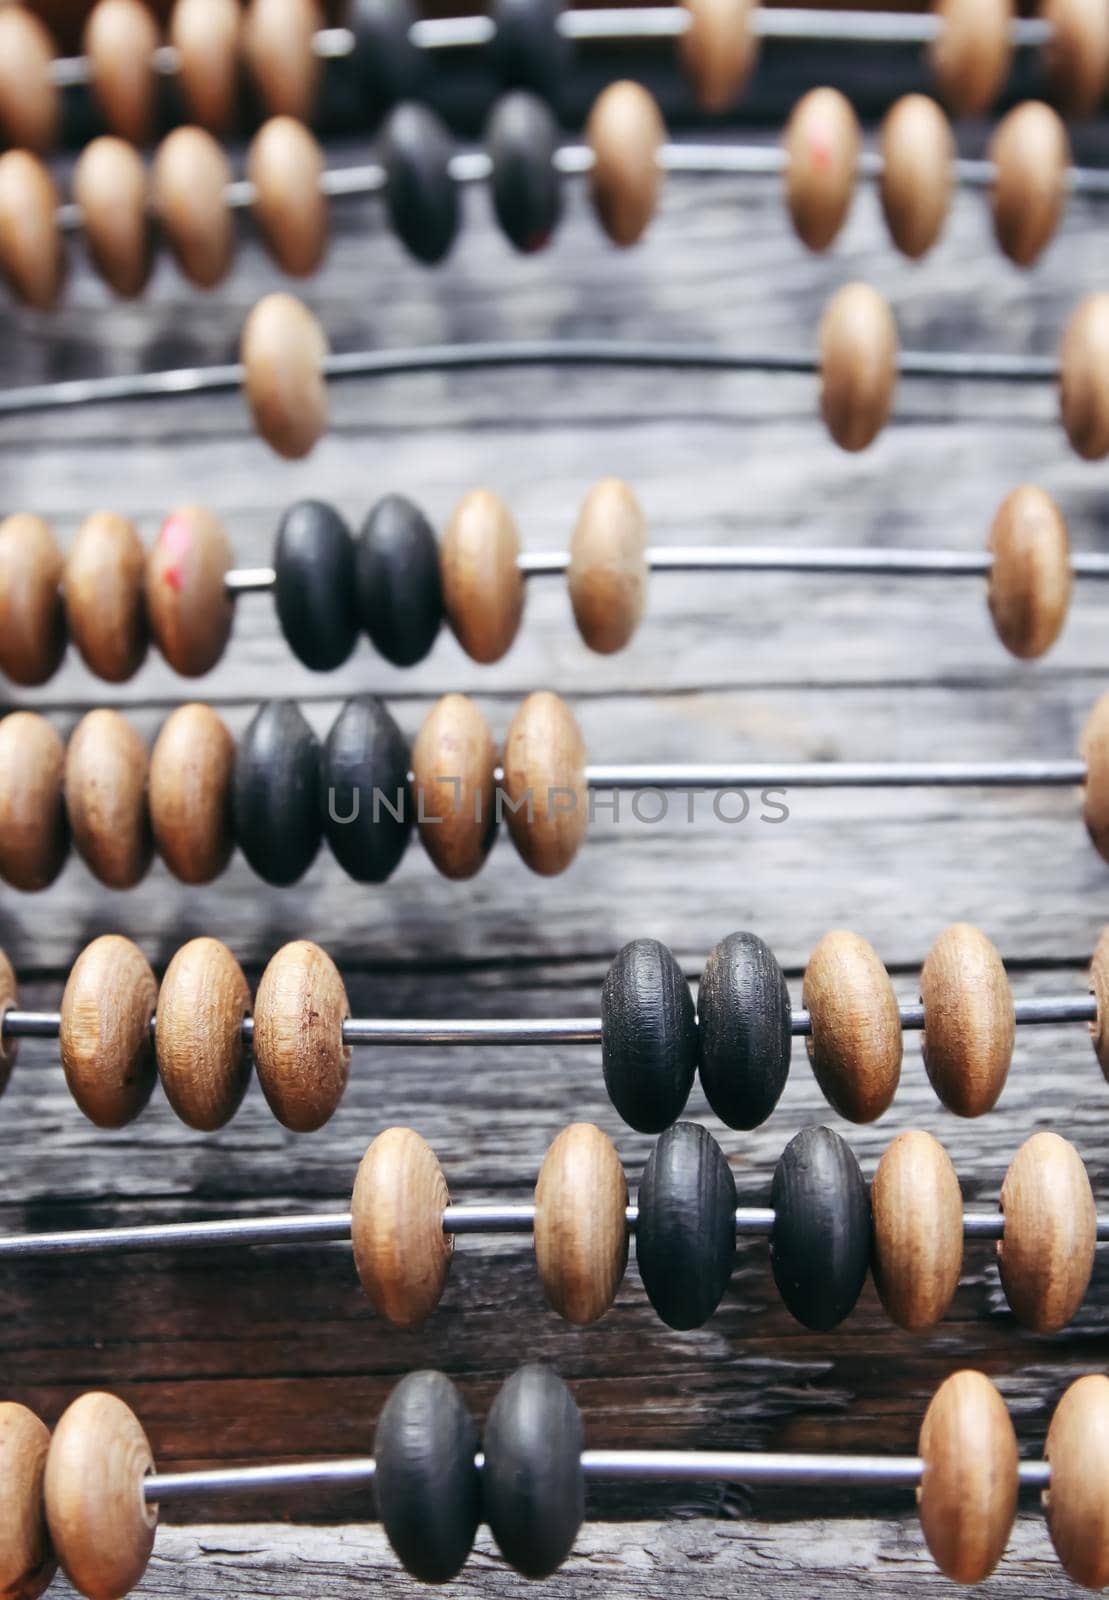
(584, 759, 1088, 788)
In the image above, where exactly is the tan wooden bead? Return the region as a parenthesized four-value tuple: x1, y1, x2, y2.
(248, 116, 327, 279)
(152, 126, 234, 289)
(1043, 0, 1109, 117)
(351, 1127, 452, 1327)
(1080, 693, 1109, 863)
(871, 1130, 962, 1331)
(59, 936, 158, 1127)
(253, 941, 350, 1131)
(502, 691, 588, 876)
(929, 0, 1013, 116)
(0, 8, 59, 153)
(148, 702, 235, 884)
(534, 1123, 628, 1324)
(72, 138, 154, 300)
(1060, 293, 1109, 461)
(568, 478, 649, 654)
(1045, 1375, 1109, 1587)
(918, 1370, 1017, 1583)
(586, 81, 666, 248)
(818, 283, 898, 453)
(878, 94, 954, 260)
(156, 938, 251, 1130)
(144, 504, 234, 676)
(998, 1131, 1095, 1332)
(0, 1401, 55, 1600)
(242, 0, 322, 119)
(802, 930, 902, 1122)
(45, 1391, 156, 1600)
(987, 485, 1071, 660)
(240, 292, 329, 459)
(0, 714, 68, 892)
(1089, 927, 1109, 1078)
(411, 694, 498, 880)
(678, 0, 759, 110)
(0, 153, 65, 312)
(64, 709, 152, 889)
(169, 0, 242, 133)
(440, 489, 524, 663)
(919, 923, 1014, 1116)
(989, 102, 1069, 268)
(784, 87, 860, 253)
(0, 514, 65, 686)
(0, 948, 18, 1098)
(64, 511, 148, 681)
(84, 0, 160, 146)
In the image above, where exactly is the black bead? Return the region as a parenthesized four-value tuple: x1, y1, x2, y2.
(486, 92, 562, 253)
(273, 500, 358, 672)
(770, 1125, 872, 1332)
(635, 1121, 737, 1330)
(382, 103, 460, 265)
(232, 701, 321, 886)
(321, 696, 412, 883)
(482, 1365, 583, 1579)
(374, 1370, 480, 1583)
(355, 495, 442, 667)
(698, 932, 792, 1130)
(490, 0, 571, 99)
(347, 0, 424, 106)
(601, 938, 698, 1133)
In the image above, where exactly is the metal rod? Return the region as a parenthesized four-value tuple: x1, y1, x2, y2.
(583, 759, 1088, 788)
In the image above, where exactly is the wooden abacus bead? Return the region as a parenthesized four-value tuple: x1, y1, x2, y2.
(233, 700, 321, 884)
(871, 1130, 963, 1330)
(1045, 1375, 1109, 1587)
(373, 1371, 479, 1583)
(84, 0, 160, 145)
(64, 511, 148, 681)
(802, 930, 902, 1122)
(44, 1392, 157, 1600)
(274, 499, 357, 670)
(697, 930, 791, 1130)
(770, 1125, 871, 1331)
(534, 1124, 628, 1324)
(0, 949, 18, 1098)
(0, 154, 65, 311)
(240, 292, 329, 459)
(248, 117, 328, 278)
(989, 102, 1069, 268)
(635, 1121, 737, 1329)
(72, 139, 155, 299)
(1080, 693, 1109, 863)
(411, 694, 498, 880)
(152, 127, 234, 289)
(440, 489, 524, 663)
(382, 103, 460, 266)
(322, 696, 412, 883)
(1060, 294, 1109, 461)
(0, 514, 65, 685)
(0, 1402, 55, 1600)
(0, 714, 69, 892)
(63, 709, 152, 889)
(486, 92, 562, 254)
(601, 938, 698, 1133)
(917, 1371, 1017, 1583)
(155, 938, 251, 1130)
(242, 0, 322, 119)
(351, 1127, 452, 1326)
(0, 7, 59, 153)
(586, 81, 666, 248)
(1042, 0, 1109, 118)
(919, 923, 1014, 1116)
(482, 1366, 583, 1580)
(145, 505, 234, 676)
(987, 486, 1071, 660)
(169, 0, 242, 133)
(1090, 927, 1109, 1078)
(929, 0, 1013, 116)
(878, 95, 954, 260)
(59, 936, 158, 1127)
(356, 494, 443, 668)
(149, 703, 235, 883)
(818, 284, 898, 453)
(502, 691, 588, 875)
(253, 941, 350, 1131)
(784, 87, 860, 253)
(678, 0, 759, 110)
(568, 478, 649, 654)
(998, 1131, 1095, 1332)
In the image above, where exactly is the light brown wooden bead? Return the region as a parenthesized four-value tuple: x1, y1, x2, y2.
(568, 478, 649, 654)
(0, 714, 68, 892)
(144, 504, 234, 676)
(0, 1401, 55, 1600)
(878, 94, 954, 260)
(998, 1131, 1095, 1332)
(72, 138, 155, 299)
(586, 81, 666, 248)
(678, 0, 759, 110)
(240, 292, 329, 459)
(784, 87, 860, 253)
(1045, 1375, 1109, 1587)
(148, 702, 235, 884)
(440, 489, 524, 663)
(0, 514, 65, 686)
(502, 691, 587, 876)
(248, 116, 328, 278)
(802, 930, 902, 1122)
(1060, 293, 1109, 461)
(989, 101, 1069, 268)
(169, 0, 242, 133)
(152, 126, 234, 289)
(0, 948, 18, 1097)
(64, 709, 152, 889)
(1043, 0, 1109, 117)
(0, 8, 59, 153)
(986, 485, 1071, 660)
(818, 283, 898, 453)
(871, 1130, 962, 1331)
(534, 1123, 628, 1324)
(1080, 693, 1109, 863)
(242, 0, 322, 119)
(0, 153, 65, 312)
(1089, 927, 1109, 1078)
(64, 511, 148, 681)
(919, 923, 1014, 1116)
(918, 1370, 1017, 1583)
(929, 0, 1013, 116)
(351, 1127, 452, 1327)
(84, 0, 160, 146)
(156, 937, 251, 1130)
(253, 941, 350, 1132)
(45, 1391, 156, 1600)
(59, 936, 158, 1127)
(411, 694, 498, 880)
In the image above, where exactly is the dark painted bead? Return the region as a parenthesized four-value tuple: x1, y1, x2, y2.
(382, 103, 459, 265)
(355, 494, 442, 667)
(374, 1370, 480, 1583)
(698, 931, 791, 1130)
(601, 938, 698, 1133)
(635, 1121, 736, 1330)
(232, 700, 321, 886)
(273, 500, 358, 672)
(770, 1125, 872, 1331)
(347, 0, 424, 106)
(490, 0, 571, 99)
(322, 696, 411, 883)
(482, 1365, 583, 1579)
(486, 92, 562, 253)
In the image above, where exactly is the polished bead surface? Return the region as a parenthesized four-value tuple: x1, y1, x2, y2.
(635, 1121, 737, 1329)
(482, 1365, 583, 1579)
(59, 936, 158, 1128)
(373, 1371, 479, 1582)
(918, 1370, 1018, 1582)
(0, 712, 69, 892)
(45, 1392, 157, 1600)
(490, 0, 571, 96)
(601, 938, 698, 1132)
(382, 103, 460, 265)
(156, 938, 252, 1131)
(770, 1125, 871, 1330)
(487, 92, 562, 253)
(356, 494, 442, 667)
(534, 1122, 628, 1324)
(698, 931, 791, 1129)
(348, 0, 424, 104)
(322, 696, 412, 882)
(352, 1127, 452, 1327)
(233, 700, 322, 885)
(0, 1401, 55, 1600)
(253, 940, 350, 1131)
(274, 500, 358, 671)
(149, 702, 236, 885)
